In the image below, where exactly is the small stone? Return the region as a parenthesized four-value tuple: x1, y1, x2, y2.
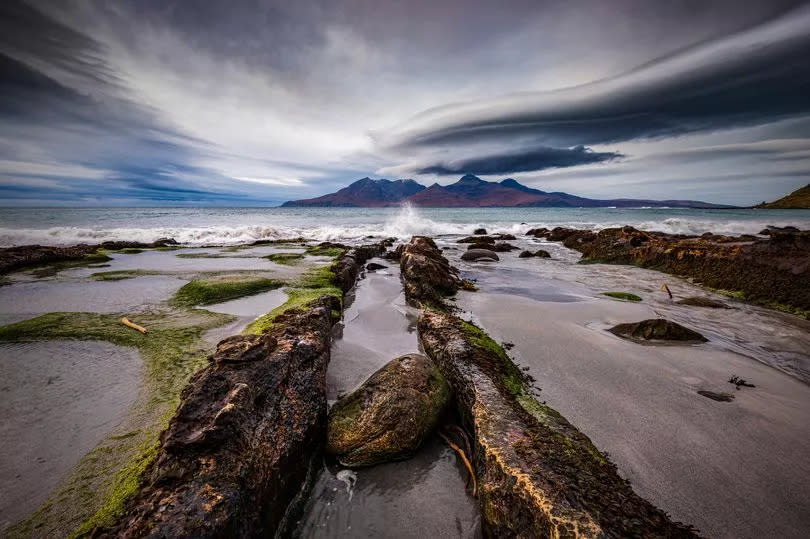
(366, 262, 387, 271)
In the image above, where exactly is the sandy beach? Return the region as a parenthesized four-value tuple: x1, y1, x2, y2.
(452, 238, 810, 538)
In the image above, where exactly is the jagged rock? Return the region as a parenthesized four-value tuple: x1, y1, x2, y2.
(211, 334, 278, 365)
(366, 262, 387, 271)
(526, 227, 549, 238)
(327, 354, 449, 467)
(608, 319, 708, 343)
(100, 248, 375, 538)
(459, 235, 494, 244)
(398, 236, 461, 306)
(547, 225, 810, 313)
(474, 228, 487, 235)
(518, 249, 551, 259)
(461, 249, 499, 262)
(676, 297, 731, 309)
(0, 244, 101, 274)
(331, 243, 386, 292)
(401, 237, 698, 537)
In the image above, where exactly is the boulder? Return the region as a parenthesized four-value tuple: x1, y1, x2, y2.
(461, 249, 499, 262)
(327, 354, 450, 467)
(459, 235, 494, 244)
(676, 296, 731, 309)
(518, 249, 550, 258)
(526, 227, 549, 238)
(366, 262, 387, 271)
(608, 319, 708, 343)
(474, 228, 488, 235)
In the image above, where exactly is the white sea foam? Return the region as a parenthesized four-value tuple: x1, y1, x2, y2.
(0, 206, 807, 247)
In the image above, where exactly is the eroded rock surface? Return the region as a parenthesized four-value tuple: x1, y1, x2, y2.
(398, 236, 461, 307)
(676, 297, 731, 309)
(548, 225, 810, 313)
(327, 354, 449, 467)
(608, 319, 708, 343)
(401, 236, 698, 538)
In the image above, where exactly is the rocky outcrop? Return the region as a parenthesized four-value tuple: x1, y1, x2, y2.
(100, 295, 339, 538)
(549, 225, 810, 314)
(400, 236, 697, 537)
(461, 249, 499, 262)
(519, 249, 551, 258)
(676, 297, 731, 309)
(398, 237, 461, 307)
(101, 246, 378, 537)
(327, 354, 450, 467)
(330, 243, 387, 292)
(0, 244, 102, 274)
(474, 228, 487, 235)
(0, 238, 181, 275)
(609, 319, 708, 343)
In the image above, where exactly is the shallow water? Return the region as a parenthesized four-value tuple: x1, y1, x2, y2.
(0, 275, 186, 317)
(205, 288, 288, 318)
(451, 237, 810, 539)
(297, 259, 481, 538)
(0, 341, 141, 531)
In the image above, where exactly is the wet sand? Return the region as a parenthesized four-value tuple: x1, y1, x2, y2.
(298, 259, 481, 537)
(0, 341, 141, 532)
(456, 255, 810, 538)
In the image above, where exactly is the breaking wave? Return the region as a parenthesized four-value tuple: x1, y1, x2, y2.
(0, 206, 807, 247)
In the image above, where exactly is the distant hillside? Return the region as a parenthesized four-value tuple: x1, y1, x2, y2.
(756, 184, 810, 209)
(283, 175, 732, 208)
(281, 178, 424, 207)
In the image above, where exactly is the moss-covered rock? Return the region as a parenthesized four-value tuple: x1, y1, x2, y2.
(327, 354, 449, 467)
(609, 318, 708, 342)
(172, 276, 282, 307)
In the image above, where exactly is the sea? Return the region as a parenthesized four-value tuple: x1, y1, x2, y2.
(1, 205, 810, 247)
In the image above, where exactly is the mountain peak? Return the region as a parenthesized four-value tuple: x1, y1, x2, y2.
(455, 174, 485, 185)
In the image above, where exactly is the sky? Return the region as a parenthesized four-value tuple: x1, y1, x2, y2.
(1, 0, 809, 206)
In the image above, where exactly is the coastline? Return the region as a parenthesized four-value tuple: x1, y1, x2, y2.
(0, 217, 807, 537)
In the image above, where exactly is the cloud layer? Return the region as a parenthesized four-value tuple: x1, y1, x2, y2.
(0, 0, 809, 205)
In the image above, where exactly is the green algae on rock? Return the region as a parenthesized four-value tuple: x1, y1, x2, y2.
(327, 354, 450, 467)
(172, 276, 283, 307)
(265, 252, 305, 265)
(0, 308, 235, 538)
(550, 225, 810, 317)
(602, 291, 642, 302)
(91, 269, 162, 281)
(399, 235, 698, 537)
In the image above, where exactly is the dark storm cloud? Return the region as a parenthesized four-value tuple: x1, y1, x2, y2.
(416, 145, 623, 175)
(383, 5, 810, 154)
(2, 0, 810, 204)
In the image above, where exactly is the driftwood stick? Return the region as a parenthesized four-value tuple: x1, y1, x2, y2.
(439, 431, 477, 497)
(660, 283, 673, 299)
(120, 317, 147, 334)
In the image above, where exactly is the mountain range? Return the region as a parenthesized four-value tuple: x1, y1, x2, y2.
(281, 175, 733, 208)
